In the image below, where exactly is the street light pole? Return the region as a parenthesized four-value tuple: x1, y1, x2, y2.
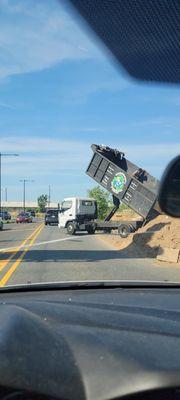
(19, 179, 34, 212)
(0, 153, 19, 213)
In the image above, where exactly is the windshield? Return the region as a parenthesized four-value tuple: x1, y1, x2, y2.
(0, 0, 179, 288)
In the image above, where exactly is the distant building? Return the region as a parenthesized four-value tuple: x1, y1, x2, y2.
(1, 201, 58, 212)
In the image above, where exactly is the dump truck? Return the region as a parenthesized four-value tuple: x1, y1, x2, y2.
(59, 144, 160, 237)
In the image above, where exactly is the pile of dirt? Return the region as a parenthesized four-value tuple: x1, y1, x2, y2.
(101, 214, 180, 263)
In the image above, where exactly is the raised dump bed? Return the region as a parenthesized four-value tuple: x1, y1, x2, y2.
(86, 144, 159, 219)
(58, 144, 160, 238)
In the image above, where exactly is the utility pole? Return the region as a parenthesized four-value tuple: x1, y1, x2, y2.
(5, 187, 7, 202)
(0, 153, 19, 213)
(19, 179, 34, 212)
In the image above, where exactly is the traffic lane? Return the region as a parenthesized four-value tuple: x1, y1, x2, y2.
(6, 224, 180, 286)
(0, 219, 42, 251)
(7, 225, 117, 285)
(0, 221, 44, 287)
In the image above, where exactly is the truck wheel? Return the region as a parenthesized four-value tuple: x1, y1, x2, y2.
(87, 227, 95, 234)
(67, 222, 76, 235)
(118, 224, 130, 238)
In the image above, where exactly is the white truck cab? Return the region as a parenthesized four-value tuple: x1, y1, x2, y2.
(58, 197, 97, 235)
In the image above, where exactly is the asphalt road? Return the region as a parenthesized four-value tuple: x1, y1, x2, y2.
(0, 218, 180, 286)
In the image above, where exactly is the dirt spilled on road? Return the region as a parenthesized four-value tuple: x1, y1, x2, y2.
(101, 214, 180, 263)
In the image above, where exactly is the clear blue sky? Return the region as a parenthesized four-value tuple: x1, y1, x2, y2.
(0, 0, 180, 202)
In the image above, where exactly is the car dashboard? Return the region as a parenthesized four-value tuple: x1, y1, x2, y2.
(0, 286, 180, 400)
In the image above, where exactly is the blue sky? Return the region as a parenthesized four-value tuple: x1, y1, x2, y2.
(0, 0, 180, 202)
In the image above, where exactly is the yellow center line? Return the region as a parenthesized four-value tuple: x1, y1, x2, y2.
(0, 223, 44, 287)
(0, 223, 43, 273)
(1, 223, 43, 253)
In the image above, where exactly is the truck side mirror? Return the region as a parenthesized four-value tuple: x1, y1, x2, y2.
(158, 155, 180, 217)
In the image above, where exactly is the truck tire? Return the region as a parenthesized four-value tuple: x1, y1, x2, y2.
(67, 222, 76, 235)
(118, 224, 130, 238)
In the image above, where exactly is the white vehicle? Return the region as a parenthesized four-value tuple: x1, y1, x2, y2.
(58, 197, 97, 235)
(58, 196, 140, 237)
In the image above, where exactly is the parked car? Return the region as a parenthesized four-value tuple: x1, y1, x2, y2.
(27, 210, 36, 217)
(16, 212, 33, 223)
(0, 216, 3, 230)
(0, 211, 11, 221)
(45, 209, 59, 225)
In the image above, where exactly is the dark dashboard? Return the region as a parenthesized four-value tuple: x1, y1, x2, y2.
(1, 285, 180, 400)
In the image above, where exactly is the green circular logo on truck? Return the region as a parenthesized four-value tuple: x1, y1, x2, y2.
(111, 172, 127, 194)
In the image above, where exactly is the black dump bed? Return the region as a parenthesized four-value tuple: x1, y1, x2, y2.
(86, 144, 160, 219)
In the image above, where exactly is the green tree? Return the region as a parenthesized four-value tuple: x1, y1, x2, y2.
(88, 186, 110, 220)
(37, 194, 48, 212)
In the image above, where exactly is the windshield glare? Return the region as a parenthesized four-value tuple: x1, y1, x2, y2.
(0, 0, 179, 288)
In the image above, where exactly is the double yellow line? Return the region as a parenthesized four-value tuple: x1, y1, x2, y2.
(0, 223, 44, 287)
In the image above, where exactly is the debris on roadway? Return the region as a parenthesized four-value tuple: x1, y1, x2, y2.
(101, 213, 180, 264)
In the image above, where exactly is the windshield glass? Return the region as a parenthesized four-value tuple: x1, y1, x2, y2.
(0, 0, 179, 287)
(61, 201, 72, 211)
